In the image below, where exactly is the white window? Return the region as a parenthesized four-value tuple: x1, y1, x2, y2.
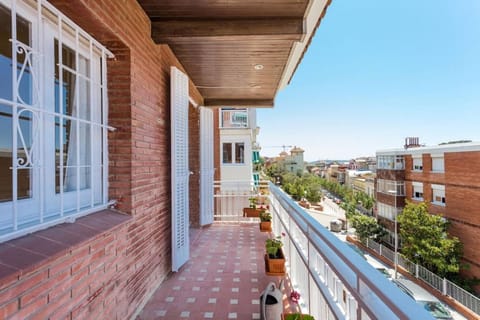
(412, 182, 424, 200)
(377, 155, 404, 170)
(431, 184, 446, 206)
(377, 202, 400, 221)
(222, 142, 245, 164)
(0, 0, 112, 241)
(376, 179, 405, 196)
(431, 155, 444, 172)
(412, 156, 423, 171)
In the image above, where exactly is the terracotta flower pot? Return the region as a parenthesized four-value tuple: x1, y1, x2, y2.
(259, 221, 272, 232)
(264, 248, 285, 275)
(243, 207, 262, 217)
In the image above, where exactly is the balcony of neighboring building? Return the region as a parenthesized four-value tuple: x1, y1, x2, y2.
(220, 108, 256, 130)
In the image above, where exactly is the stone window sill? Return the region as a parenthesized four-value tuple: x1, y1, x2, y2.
(0, 209, 131, 282)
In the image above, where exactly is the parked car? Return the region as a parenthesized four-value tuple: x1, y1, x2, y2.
(393, 278, 453, 320)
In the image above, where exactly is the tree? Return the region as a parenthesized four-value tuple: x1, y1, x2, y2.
(397, 201, 463, 277)
(351, 214, 386, 242)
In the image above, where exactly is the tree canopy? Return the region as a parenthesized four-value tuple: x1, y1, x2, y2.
(351, 214, 386, 242)
(397, 202, 463, 276)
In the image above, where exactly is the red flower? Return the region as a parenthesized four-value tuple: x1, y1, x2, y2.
(290, 290, 301, 303)
(281, 232, 286, 237)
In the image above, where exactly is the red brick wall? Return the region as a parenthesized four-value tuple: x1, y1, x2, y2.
(189, 105, 201, 227)
(0, 0, 204, 318)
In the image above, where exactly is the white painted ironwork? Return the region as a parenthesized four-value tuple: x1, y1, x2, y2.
(0, 0, 113, 243)
(364, 237, 480, 315)
(199, 107, 214, 226)
(171, 66, 190, 272)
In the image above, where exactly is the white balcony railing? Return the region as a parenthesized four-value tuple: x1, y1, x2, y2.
(213, 180, 269, 221)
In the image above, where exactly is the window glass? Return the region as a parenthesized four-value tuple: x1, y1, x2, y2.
(413, 157, 423, 171)
(413, 185, 423, 199)
(235, 143, 244, 164)
(432, 188, 445, 205)
(222, 143, 232, 163)
(432, 157, 444, 172)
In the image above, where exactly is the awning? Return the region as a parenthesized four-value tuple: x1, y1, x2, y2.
(253, 173, 260, 187)
(253, 151, 260, 163)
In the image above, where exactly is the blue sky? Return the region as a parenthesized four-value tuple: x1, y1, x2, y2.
(258, 0, 480, 161)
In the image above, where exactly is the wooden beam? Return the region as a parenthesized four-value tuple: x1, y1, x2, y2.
(152, 18, 304, 43)
(204, 99, 274, 108)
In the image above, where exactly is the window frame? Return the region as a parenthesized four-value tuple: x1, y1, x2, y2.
(431, 154, 445, 173)
(412, 156, 423, 171)
(0, 0, 113, 242)
(222, 141, 245, 165)
(412, 182, 424, 201)
(431, 184, 446, 206)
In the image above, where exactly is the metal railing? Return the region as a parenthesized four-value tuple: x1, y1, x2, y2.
(364, 238, 480, 315)
(213, 180, 269, 221)
(269, 183, 433, 320)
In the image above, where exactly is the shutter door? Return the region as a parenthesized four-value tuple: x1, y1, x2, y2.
(200, 107, 214, 226)
(171, 66, 189, 272)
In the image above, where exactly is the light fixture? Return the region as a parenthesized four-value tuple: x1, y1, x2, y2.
(254, 64, 264, 70)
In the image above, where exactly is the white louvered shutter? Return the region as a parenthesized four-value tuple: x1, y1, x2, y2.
(200, 107, 214, 226)
(171, 66, 190, 272)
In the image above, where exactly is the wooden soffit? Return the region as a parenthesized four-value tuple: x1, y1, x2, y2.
(138, 0, 332, 108)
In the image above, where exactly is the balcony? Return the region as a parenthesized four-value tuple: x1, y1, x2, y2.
(138, 182, 433, 319)
(220, 109, 250, 129)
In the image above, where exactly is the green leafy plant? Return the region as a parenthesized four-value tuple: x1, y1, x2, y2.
(284, 315, 315, 320)
(350, 214, 386, 242)
(248, 197, 258, 209)
(265, 236, 283, 258)
(259, 210, 272, 222)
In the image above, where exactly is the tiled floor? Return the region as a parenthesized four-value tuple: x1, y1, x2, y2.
(137, 223, 298, 320)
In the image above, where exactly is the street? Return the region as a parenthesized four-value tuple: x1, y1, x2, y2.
(304, 201, 467, 320)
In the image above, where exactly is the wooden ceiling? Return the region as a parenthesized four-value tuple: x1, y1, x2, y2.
(137, 0, 331, 108)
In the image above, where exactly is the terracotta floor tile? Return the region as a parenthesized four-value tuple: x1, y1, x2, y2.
(137, 223, 296, 320)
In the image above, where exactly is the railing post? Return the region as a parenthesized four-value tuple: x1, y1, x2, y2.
(415, 264, 419, 278)
(379, 244, 382, 256)
(442, 278, 447, 295)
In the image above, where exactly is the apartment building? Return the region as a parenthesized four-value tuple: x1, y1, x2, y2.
(219, 108, 260, 190)
(376, 139, 480, 281)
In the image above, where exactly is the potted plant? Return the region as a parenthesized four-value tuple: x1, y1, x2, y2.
(282, 291, 315, 320)
(259, 210, 272, 232)
(264, 236, 285, 275)
(243, 196, 262, 217)
(283, 314, 315, 320)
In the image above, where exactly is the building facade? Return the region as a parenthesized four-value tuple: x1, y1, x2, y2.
(219, 108, 260, 190)
(376, 141, 480, 281)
